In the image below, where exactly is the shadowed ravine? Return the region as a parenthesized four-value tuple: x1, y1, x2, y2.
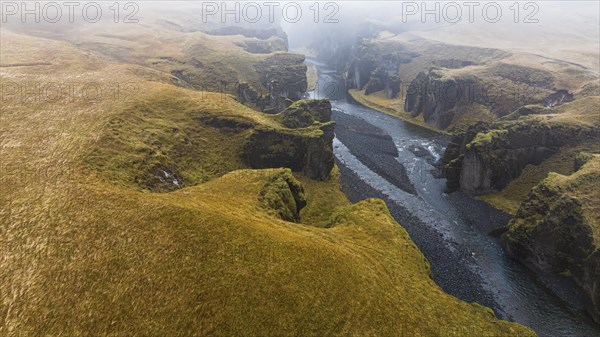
(309, 63, 600, 337)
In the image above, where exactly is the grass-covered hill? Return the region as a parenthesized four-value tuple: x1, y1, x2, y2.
(0, 23, 538, 336)
(9, 14, 306, 113)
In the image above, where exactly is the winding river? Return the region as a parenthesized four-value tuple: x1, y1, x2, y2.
(308, 62, 600, 337)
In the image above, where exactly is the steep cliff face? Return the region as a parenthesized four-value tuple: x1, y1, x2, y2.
(255, 53, 308, 113)
(404, 69, 483, 129)
(278, 99, 332, 128)
(442, 119, 597, 194)
(235, 53, 309, 114)
(501, 157, 600, 323)
(243, 99, 335, 180)
(345, 41, 415, 98)
(404, 65, 573, 131)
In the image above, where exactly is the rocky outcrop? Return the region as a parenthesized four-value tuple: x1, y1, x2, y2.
(574, 152, 595, 171)
(442, 120, 597, 194)
(236, 82, 260, 104)
(243, 124, 335, 181)
(404, 68, 483, 130)
(278, 99, 332, 128)
(233, 53, 309, 114)
(259, 169, 307, 222)
(363, 54, 404, 97)
(385, 74, 402, 99)
(254, 53, 308, 113)
(442, 122, 490, 191)
(344, 40, 415, 96)
(243, 99, 335, 180)
(543, 89, 574, 107)
(404, 64, 570, 130)
(501, 158, 600, 323)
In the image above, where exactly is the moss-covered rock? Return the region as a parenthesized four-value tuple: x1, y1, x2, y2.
(442, 118, 598, 194)
(345, 40, 415, 92)
(574, 152, 595, 172)
(501, 159, 600, 323)
(278, 99, 332, 129)
(259, 169, 307, 222)
(404, 63, 569, 130)
(243, 99, 335, 181)
(242, 122, 335, 181)
(255, 53, 308, 113)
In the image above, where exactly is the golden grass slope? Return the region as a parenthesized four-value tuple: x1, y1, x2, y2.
(1, 30, 535, 335)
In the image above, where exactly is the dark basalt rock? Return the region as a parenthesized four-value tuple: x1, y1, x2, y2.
(407, 144, 432, 158)
(235, 53, 309, 113)
(255, 53, 308, 113)
(442, 120, 597, 195)
(236, 82, 260, 104)
(242, 123, 335, 181)
(404, 68, 482, 130)
(243, 99, 335, 181)
(404, 63, 560, 130)
(442, 122, 491, 191)
(501, 177, 600, 323)
(386, 74, 402, 99)
(364, 76, 384, 95)
(353, 52, 409, 98)
(543, 89, 574, 107)
(345, 40, 415, 92)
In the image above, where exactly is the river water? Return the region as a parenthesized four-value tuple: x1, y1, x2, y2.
(308, 63, 600, 337)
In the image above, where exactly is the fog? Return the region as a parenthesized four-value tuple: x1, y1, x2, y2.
(281, 1, 599, 69)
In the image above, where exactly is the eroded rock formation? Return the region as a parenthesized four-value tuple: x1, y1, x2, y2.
(259, 169, 307, 222)
(442, 120, 597, 194)
(501, 157, 600, 323)
(243, 99, 335, 181)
